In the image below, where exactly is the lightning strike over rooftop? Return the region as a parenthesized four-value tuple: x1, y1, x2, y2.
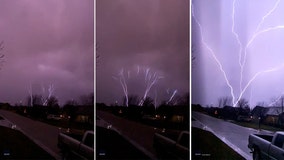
(193, 0, 284, 107)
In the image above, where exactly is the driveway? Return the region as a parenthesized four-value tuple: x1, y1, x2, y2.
(97, 110, 166, 160)
(0, 110, 62, 160)
(192, 111, 273, 160)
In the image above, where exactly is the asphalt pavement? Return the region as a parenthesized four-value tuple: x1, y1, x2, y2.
(0, 110, 62, 160)
(192, 111, 274, 160)
(96, 110, 168, 160)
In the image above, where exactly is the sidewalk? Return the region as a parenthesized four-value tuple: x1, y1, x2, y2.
(192, 116, 250, 160)
(192, 114, 274, 160)
(0, 118, 15, 128)
(97, 110, 163, 160)
(0, 110, 61, 160)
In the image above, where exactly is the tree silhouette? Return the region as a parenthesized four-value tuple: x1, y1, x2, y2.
(176, 92, 189, 106)
(142, 96, 154, 107)
(191, 44, 196, 68)
(122, 95, 141, 106)
(218, 97, 232, 108)
(237, 98, 249, 108)
(27, 94, 42, 106)
(0, 41, 6, 70)
(80, 93, 94, 106)
(65, 99, 78, 106)
(47, 96, 59, 107)
(96, 42, 100, 66)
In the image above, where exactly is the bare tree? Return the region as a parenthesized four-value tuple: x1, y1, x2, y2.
(80, 92, 94, 106)
(0, 41, 5, 68)
(47, 96, 59, 107)
(65, 99, 78, 106)
(191, 44, 196, 68)
(279, 96, 284, 114)
(142, 96, 154, 107)
(237, 98, 249, 108)
(123, 95, 139, 106)
(218, 97, 232, 108)
(176, 92, 189, 106)
(27, 94, 42, 106)
(257, 101, 267, 107)
(96, 42, 100, 65)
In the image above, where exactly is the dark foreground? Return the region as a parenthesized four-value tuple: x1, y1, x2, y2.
(0, 126, 54, 159)
(96, 126, 150, 159)
(192, 127, 245, 160)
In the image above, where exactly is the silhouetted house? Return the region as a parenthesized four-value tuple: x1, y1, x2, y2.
(221, 106, 238, 120)
(170, 105, 189, 123)
(278, 112, 284, 127)
(251, 106, 284, 126)
(251, 106, 268, 120)
(191, 104, 205, 112)
(264, 107, 282, 126)
(0, 103, 11, 110)
(74, 105, 94, 124)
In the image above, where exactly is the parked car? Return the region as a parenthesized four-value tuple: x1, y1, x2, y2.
(153, 130, 189, 159)
(47, 114, 62, 121)
(58, 130, 94, 160)
(248, 131, 284, 160)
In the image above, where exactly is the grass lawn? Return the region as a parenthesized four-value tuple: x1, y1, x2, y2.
(232, 121, 284, 132)
(0, 126, 54, 159)
(192, 127, 245, 160)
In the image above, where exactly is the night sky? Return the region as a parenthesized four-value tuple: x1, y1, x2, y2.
(96, 0, 189, 106)
(0, 0, 94, 106)
(192, 0, 284, 107)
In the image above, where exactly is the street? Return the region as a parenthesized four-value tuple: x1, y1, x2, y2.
(192, 111, 273, 160)
(0, 109, 254, 160)
(0, 110, 62, 160)
(96, 110, 168, 160)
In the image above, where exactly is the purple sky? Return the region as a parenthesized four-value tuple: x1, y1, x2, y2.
(96, 0, 189, 106)
(0, 0, 94, 105)
(192, 0, 284, 108)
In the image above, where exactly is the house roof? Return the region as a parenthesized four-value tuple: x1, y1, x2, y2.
(266, 107, 283, 116)
(76, 105, 94, 115)
(252, 106, 284, 116)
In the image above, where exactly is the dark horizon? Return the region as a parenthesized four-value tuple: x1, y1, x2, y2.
(0, 0, 94, 106)
(192, 0, 284, 108)
(96, 0, 189, 106)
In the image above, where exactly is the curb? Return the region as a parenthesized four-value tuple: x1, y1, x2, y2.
(96, 116, 158, 160)
(0, 113, 61, 160)
(192, 116, 251, 160)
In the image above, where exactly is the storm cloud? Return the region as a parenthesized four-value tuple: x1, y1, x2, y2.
(96, 0, 189, 106)
(0, 0, 94, 105)
(192, 0, 284, 107)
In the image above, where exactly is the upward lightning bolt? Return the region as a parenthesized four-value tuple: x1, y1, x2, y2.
(167, 89, 178, 104)
(241, 0, 280, 68)
(194, 0, 284, 107)
(192, 5, 237, 106)
(232, 0, 244, 94)
(254, 0, 281, 34)
(232, 0, 242, 72)
(235, 63, 284, 106)
(139, 68, 162, 106)
(232, 0, 284, 106)
(237, 0, 284, 106)
(113, 69, 129, 107)
(233, 0, 280, 91)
